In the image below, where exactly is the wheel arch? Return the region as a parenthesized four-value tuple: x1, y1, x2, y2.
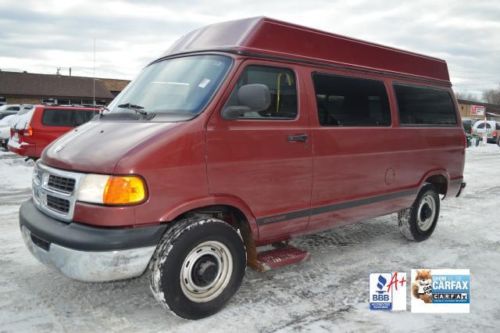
(419, 169, 450, 196)
(159, 195, 258, 239)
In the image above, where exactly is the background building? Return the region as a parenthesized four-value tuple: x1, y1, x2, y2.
(457, 99, 500, 121)
(0, 70, 129, 106)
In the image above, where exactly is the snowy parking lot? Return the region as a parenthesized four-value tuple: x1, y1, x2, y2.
(1, 145, 499, 332)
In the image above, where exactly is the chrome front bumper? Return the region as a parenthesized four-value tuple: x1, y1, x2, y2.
(19, 199, 167, 282)
(21, 226, 156, 282)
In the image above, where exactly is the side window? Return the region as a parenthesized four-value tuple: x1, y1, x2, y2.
(8, 106, 20, 112)
(73, 110, 97, 126)
(312, 73, 391, 126)
(225, 65, 297, 119)
(394, 84, 457, 126)
(42, 109, 74, 127)
(496, 123, 500, 130)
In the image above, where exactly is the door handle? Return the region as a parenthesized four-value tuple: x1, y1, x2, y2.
(287, 134, 308, 143)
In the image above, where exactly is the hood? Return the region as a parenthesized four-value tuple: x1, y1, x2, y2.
(42, 119, 180, 174)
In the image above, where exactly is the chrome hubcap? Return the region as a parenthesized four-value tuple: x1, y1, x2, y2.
(180, 241, 233, 303)
(417, 194, 436, 231)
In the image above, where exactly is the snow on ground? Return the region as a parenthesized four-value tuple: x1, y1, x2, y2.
(0, 145, 499, 332)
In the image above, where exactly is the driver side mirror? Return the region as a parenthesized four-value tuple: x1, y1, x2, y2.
(221, 84, 271, 120)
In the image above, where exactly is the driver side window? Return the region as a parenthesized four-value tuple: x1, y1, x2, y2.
(225, 65, 297, 119)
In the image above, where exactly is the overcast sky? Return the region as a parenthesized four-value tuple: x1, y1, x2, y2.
(0, 0, 499, 98)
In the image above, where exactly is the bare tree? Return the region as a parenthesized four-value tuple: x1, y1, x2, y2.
(455, 92, 481, 102)
(482, 84, 500, 105)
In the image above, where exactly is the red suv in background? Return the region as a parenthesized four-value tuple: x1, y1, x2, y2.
(8, 105, 98, 159)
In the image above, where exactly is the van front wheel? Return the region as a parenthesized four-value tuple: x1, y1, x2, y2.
(398, 183, 440, 242)
(149, 218, 246, 319)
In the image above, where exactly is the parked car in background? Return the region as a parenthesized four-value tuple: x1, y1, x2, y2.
(8, 105, 98, 159)
(0, 105, 34, 149)
(472, 120, 500, 143)
(0, 104, 21, 120)
(0, 114, 17, 149)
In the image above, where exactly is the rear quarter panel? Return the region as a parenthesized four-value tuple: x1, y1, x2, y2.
(386, 82, 465, 196)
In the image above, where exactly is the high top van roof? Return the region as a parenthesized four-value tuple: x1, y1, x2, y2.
(161, 17, 450, 84)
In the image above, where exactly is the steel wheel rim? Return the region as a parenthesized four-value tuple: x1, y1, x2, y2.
(417, 194, 436, 232)
(180, 240, 233, 303)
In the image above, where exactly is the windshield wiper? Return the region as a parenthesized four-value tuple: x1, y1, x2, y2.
(117, 103, 147, 116)
(118, 103, 158, 120)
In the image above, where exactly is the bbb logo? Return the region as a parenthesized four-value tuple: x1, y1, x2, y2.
(372, 275, 390, 302)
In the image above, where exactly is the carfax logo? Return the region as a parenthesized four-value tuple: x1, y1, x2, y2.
(369, 272, 406, 311)
(411, 269, 470, 313)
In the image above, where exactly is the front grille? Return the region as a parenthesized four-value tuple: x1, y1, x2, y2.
(32, 162, 83, 222)
(46, 195, 70, 213)
(48, 175, 75, 193)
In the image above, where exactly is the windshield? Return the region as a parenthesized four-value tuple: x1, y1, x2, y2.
(108, 55, 232, 117)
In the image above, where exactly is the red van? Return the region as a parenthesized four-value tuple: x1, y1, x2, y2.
(19, 18, 466, 319)
(8, 105, 98, 159)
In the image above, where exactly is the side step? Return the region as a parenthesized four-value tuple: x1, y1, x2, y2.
(250, 245, 310, 272)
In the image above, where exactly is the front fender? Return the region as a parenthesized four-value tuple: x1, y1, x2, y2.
(159, 194, 259, 238)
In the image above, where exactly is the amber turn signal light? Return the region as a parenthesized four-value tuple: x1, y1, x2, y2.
(103, 176, 147, 205)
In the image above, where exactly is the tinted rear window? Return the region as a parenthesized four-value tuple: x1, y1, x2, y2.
(42, 109, 96, 127)
(394, 84, 457, 126)
(312, 73, 391, 126)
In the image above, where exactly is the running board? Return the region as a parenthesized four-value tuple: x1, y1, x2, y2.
(249, 246, 310, 272)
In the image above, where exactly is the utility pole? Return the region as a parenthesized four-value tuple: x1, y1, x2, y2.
(93, 38, 96, 106)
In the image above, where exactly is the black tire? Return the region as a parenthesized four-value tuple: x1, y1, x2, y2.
(149, 218, 246, 319)
(398, 183, 440, 242)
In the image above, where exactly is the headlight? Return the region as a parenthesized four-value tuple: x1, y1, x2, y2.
(77, 174, 147, 205)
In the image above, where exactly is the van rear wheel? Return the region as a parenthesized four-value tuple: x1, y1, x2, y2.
(149, 218, 246, 319)
(398, 183, 440, 242)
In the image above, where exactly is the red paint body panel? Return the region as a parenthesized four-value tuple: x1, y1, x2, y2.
(74, 202, 137, 227)
(44, 121, 181, 173)
(38, 18, 465, 248)
(163, 17, 449, 83)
